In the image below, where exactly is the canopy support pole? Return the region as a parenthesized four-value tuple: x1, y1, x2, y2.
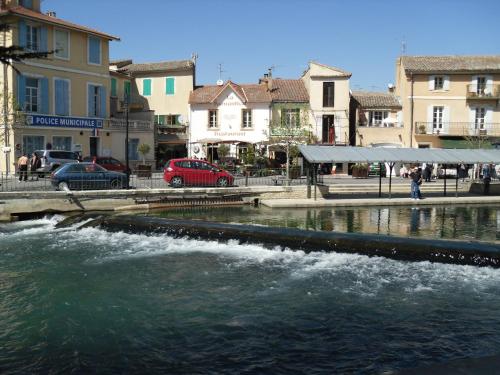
(313, 164, 318, 201)
(378, 162, 382, 198)
(388, 162, 394, 199)
(455, 164, 459, 198)
(444, 164, 447, 196)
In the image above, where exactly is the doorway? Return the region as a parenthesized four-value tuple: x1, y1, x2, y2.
(89, 137, 99, 157)
(322, 115, 335, 143)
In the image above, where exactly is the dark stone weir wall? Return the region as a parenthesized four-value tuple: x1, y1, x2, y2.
(74, 215, 500, 268)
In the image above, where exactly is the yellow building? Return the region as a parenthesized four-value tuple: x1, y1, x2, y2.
(0, 0, 119, 173)
(395, 55, 500, 149)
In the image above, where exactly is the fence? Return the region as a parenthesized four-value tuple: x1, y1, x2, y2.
(0, 167, 315, 192)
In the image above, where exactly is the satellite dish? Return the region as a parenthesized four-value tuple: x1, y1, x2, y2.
(178, 115, 184, 124)
(216, 79, 224, 86)
(193, 145, 200, 153)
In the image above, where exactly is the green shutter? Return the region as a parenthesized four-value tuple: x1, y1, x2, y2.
(166, 77, 175, 95)
(143, 79, 151, 96)
(111, 78, 117, 97)
(124, 81, 131, 96)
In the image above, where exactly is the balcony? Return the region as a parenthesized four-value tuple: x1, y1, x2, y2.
(109, 119, 153, 131)
(466, 84, 500, 100)
(415, 122, 500, 136)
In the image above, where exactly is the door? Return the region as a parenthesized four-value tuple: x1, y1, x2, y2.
(322, 115, 335, 143)
(90, 137, 99, 157)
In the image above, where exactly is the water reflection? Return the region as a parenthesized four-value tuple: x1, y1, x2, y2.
(150, 204, 500, 243)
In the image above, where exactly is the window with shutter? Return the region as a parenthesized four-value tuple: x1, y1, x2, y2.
(166, 77, 175, 95)
(54, 29, 70, 59)
(124, 81, 131, 97)
(88, 36, 101, 65)
(111, 78, 117, 97)
(323, 82, 335, 107)
(24, 77, 39, 112)
(143, 79, 152, 96)
(55, 79, 70, 116)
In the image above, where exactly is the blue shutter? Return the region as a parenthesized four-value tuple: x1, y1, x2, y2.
(20, 0, 33, 8)
(39, 26, 48, 51)
(166, 77, 175, 95)
(88, 37, 100, 64)
(55, 79, 69, 116)
(99, 86, 106, 118)
(18, 20, 27, 48)
(17, 74, 26, 110)
(40, 77, 49, 114)
(63, 80, 70, 116)
(88, 85, 95, 117)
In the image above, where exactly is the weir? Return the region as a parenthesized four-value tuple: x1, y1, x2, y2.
(78, 214, 500, 268)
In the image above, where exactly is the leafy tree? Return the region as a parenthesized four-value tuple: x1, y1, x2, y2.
(137, 143, 151, 164)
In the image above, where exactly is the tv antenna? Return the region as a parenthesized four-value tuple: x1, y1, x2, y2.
(401, 40, 407, 55)
(218, 63, 226, 82)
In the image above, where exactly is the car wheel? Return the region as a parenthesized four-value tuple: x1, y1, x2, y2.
(58, 181, 69, 191)
(51, 165, 60, 171)
(110, 179, 123, 189)
(170, 176, 184, 188)
(216, 177, 229, 187)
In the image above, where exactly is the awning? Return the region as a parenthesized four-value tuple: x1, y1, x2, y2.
(298, 145, 500, 164)
(194, 138, 251, 144)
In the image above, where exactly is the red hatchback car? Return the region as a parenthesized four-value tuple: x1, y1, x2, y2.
(82, 156, 130, 173)
(164, 158, 234, 187)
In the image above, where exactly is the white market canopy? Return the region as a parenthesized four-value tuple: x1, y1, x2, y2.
(298, 145, 500, 164)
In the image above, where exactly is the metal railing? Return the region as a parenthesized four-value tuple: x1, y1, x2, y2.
(466, 84, 500, 99)
(415, 122, 500, 136)
(0, 167, 313, 192)
(109, 119, 153, 131)
(357, 122, 404, 128)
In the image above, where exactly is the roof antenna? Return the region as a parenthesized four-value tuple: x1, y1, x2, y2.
(217, 63, 225, 85)
(401, 39, 407, 55)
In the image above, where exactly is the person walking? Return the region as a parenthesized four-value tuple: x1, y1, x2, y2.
(409, 167, 423, 200)
(29, 152, 41, 181)
(17, 153, 29, 182)
(483, 164, 491, 195)
(423, 164, 432, 182)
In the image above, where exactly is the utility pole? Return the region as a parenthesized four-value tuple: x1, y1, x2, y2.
(3, 28, 10, 174)
(124, 91, 130, 189)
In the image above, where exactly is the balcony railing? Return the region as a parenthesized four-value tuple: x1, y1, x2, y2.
(358, 122, 404, 128)
(109, 119, 153, 131)
(415, 122, 500, 136)
(466, 84, 500, 99)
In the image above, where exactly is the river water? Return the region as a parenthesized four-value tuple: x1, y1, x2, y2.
(2, 206, 500, 374)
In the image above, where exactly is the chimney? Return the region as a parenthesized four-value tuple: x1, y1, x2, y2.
(388, 83, 395, 93)
(46, 11, 57, 17)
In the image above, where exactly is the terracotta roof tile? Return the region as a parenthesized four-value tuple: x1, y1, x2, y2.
(121, 60, 194, 74)
(269, 79, 309, 102)
(351, 91, 401, 109)
(190, 81, 271, 104)
(401, 55, 500, 73)
(1, 6, 119, 40)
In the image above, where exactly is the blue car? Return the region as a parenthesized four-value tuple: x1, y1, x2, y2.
(51, 162, 128, 191)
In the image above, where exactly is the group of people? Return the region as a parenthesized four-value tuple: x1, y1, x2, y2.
(17, 153, 41, 182)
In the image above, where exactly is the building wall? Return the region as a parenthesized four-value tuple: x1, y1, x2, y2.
(189, 87, 270, 160)
(355, 107, 403, 147)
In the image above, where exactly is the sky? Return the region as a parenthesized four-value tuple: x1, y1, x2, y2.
(43, 0, 500, 91)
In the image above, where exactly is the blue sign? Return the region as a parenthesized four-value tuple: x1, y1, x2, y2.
(27, 115, 103, 129)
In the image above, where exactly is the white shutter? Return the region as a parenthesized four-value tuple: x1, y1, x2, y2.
(470, 75, 477, 93)
(443, 75, 450, 90)
(486, 76, 493, 94)
(428, 75, 435, 90)
(397, 111, 402, 127)
(485, 108, 493, 124)
(468, 107, 476, 135)
(426, 105, 433, 134)
(443, 106, 450, 134)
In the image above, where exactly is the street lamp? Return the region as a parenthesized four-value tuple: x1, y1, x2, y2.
(124, 91, 130, 189)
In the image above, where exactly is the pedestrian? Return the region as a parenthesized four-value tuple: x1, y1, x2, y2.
(29, 152, 41, 181)
(17, 153, 29, 181)
(409, 167, 423, 200)
(458, 163, 467, 182)
(423, 164, 432, 182)
(483, 164, 491, 195)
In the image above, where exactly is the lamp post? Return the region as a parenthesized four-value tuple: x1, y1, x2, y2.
(124, 92, 130, 189)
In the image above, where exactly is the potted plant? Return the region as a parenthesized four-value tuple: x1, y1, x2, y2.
(351, 163, 368, 178)
(136, 143, 152, 178)
(418, 124, 427, 134)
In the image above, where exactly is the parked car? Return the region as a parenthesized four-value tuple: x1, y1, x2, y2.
(163, 158, 234, 187)
(368, 163, 386, 177)
(35, 149, 80, 175)
(51, 162, 128, 191)
(82, 156, 130, 174)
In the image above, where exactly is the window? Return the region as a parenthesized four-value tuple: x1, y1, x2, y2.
(369, 111, 388, 126)
(87, 84, 106, 118)
(20, 0, 33, 9)
(26, 24, 38, 51)
(208, 110, 218, 128)
(54, 79, 70, 116)
(475, 107, 486, 129)
(477, 76, 487, 94)
(124, 81, 131, 97)
(88, 36, 101, 65)
(166, 77, 175, 95)
(22, 135, 44, 155)
(54, 29, 69, 59)
(242, 109, 252, 128)
(52, 136, 72, 151)
(155, 115, 165, 125)
(128, 138, 139, 160)
(434, 76, 444, 90)
(432, 106, 444, 130)
(25, 77, 39, 112)
(143, 79, 151, 96)
(323, 82, 335, 107)
(282, 108, 300, 127)
(166, 115, 178, 125)
(111, 78, 117, 97)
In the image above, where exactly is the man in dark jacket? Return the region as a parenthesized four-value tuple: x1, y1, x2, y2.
(409, 167, 423, 200)
(29, 152, 41, 181)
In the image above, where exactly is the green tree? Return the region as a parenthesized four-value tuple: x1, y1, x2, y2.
(137, 143, 151, 164)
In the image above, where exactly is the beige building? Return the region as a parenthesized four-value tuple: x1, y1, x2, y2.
(351, 91, 402, 147)
(0, 0, 119, 173)
(301, 61, 351, 145)
(115, 59, 195, 167)
(395, 55, 500, 149)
